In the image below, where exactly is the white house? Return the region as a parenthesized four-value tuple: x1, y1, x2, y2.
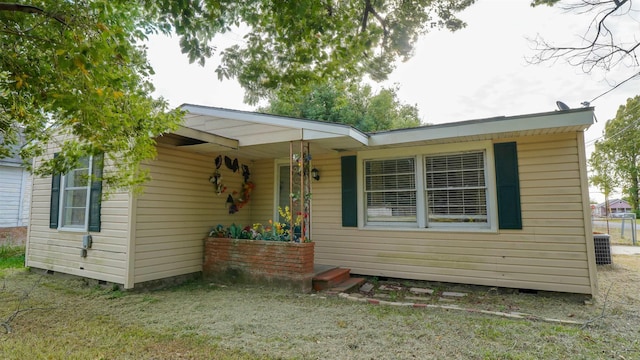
(0, 138, 31, 244)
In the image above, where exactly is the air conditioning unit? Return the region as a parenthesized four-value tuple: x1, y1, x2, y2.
(593, 233, 612, 265)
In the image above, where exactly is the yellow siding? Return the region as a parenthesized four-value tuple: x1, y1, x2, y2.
(132, 145, 253, 285)
(26, 162, 131, 285)
(311, 133, 595, 294)
(249, 158, 275, 222)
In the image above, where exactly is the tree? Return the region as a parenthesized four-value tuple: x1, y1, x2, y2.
(529, 0, 639, 98)
(1, 1, 181, 191)
(149, 0, 475, 104)
(589, 95, 640, 212)
(1, 0, 474, 191)
(260, 82, 423, 132)
(589, 141, 618, 217)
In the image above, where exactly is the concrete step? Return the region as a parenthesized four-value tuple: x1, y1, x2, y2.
(326, 277, 366, 294)
(312, 268, 351, 291)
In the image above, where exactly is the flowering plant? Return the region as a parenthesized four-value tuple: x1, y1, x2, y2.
(209, 206, 310, 242)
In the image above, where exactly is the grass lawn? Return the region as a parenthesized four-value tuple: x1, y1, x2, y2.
(2, 247, 639, 359)
(0, 246, 260, 360)
(0, 244, 25, 269)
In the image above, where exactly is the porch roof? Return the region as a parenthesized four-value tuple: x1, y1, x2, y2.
(172, 104, 369, 159)
(167, 104, 595, 160)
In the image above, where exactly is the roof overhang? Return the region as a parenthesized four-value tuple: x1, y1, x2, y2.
(164, 105, 594, 159)
(368, 108, 595, 149)
(172, 104, 369, 159)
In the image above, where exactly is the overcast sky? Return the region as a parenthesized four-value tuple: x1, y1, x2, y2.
(146, 0, 640, 202)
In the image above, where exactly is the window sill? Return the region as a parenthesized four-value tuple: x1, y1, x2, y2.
(57, 227, 88, 233)
(360, 224, 498, 234)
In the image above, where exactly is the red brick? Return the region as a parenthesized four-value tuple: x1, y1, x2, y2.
(203, 238, 314, 292)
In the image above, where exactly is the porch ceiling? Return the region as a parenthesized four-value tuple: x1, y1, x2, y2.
(174, 104, 369, 159)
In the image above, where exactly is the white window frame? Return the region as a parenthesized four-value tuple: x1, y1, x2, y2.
(357, 141, 498, 232)
(58, 155, 93, 232)
(363, 157, 418, 226)
(273, 158, 300, 222)
(424, 150, 489, 228)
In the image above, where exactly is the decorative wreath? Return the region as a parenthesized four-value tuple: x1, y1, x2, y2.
(209, 170, 226, 195)
(211, 155, 254, 214)
(228, 181, 255, 214)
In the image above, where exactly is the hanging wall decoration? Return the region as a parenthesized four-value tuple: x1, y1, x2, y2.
(228, 162, 254, 214)
(241, 164, 250, 183)
(209, 155, 226, 195)
(211, 155, 254, 214)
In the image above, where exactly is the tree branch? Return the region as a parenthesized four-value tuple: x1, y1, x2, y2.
(361, 0, 388, 37)
(529, 0, 639, 76)
(1, 270, 49, 333)
(0, 2, 66, 25)
(361, 0, 370, 33)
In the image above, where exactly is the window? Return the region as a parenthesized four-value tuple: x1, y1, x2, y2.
(60, 157, 91, 228)
(425, 151, 488, 225)
(277, 164, 301, 222)
(50, 154, 103, 232)
(355, 141, 511, 230)
(364, 158, 416, 223)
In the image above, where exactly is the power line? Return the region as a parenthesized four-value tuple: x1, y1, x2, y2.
(589, 71, 640, 104)
(584, 99, 640, 147)
(585, 115, 640, 147)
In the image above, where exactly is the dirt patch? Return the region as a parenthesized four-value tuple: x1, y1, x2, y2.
(0, 227, 27, 246)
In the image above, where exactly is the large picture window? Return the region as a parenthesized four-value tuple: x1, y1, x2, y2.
(364, 158, 416, 223)
(425, 151, 488, 225)
(358, 142, 498, 229)
(354, 141, 518, 230)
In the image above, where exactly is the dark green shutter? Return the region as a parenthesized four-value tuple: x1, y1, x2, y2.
(88, 153, 104, 232)
(49, 154, 61, 229)
(494, 142, 522, 229)
(341, 155, 357, 227)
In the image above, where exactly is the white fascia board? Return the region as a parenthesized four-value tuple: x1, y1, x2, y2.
(369, 109, 594, 147)
(301, 128, 367, 143)
(173, 125, 239, 149)
(347, 128, 369, 145)
(180, 104, 368, 145)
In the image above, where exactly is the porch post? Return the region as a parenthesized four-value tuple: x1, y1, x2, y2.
(289, 140, 311, 242)
(300, 141, 306, 243)
(289, 141, 294, 238)
(305, 142, 311, 241)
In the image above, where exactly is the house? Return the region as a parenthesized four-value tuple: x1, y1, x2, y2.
(25, 105, 598, 295)
(594, 199, 633, 217)
(0, 137, 31, 245)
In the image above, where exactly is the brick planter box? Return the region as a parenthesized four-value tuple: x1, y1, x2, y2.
(203, 238, 315, 292)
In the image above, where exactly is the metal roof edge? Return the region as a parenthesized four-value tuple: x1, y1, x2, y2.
(368, 108, 595, 146)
